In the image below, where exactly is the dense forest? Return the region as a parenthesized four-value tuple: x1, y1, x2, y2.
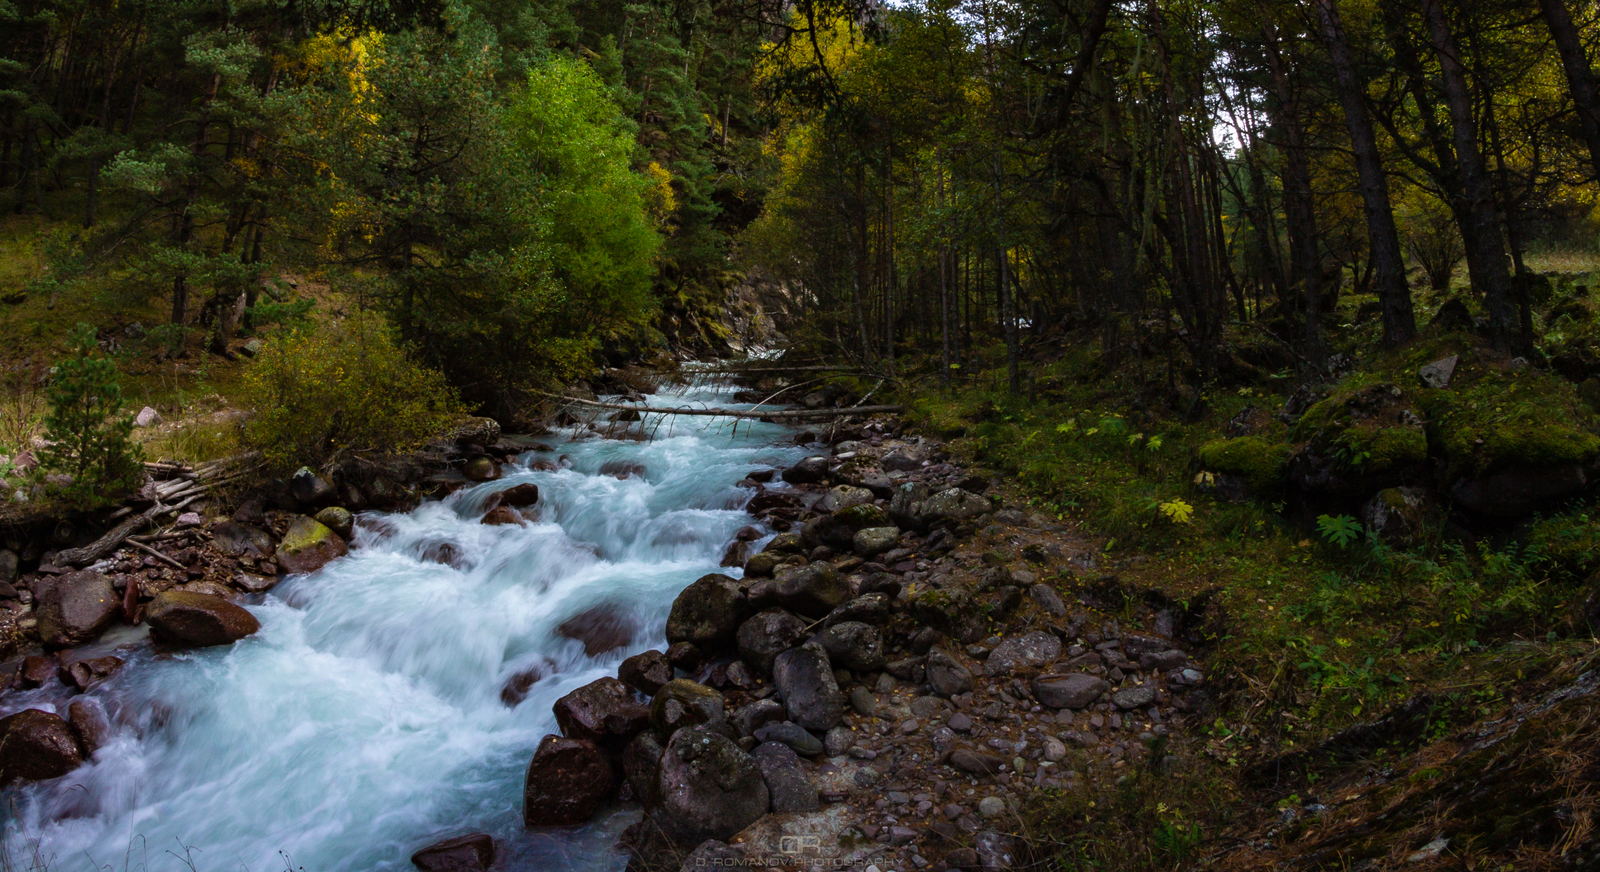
(7, 0, 1600, 869)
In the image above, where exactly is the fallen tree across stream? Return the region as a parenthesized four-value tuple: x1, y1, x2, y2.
(551, 395, 902, 420)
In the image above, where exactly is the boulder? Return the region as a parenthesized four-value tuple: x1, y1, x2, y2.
(781, 456, 829, 485)
(773, 641, 844, 732)
(314, 506, 354, 540)
(803, 504, 892, 551)
(731, 698, 787, 738)
(62, 655, 123, 691)
(1030, 584, 1067, 617)
(67, 698, 111, 756)
(210, 521, 276, 559)
(557, 604, 638, 656)
(983, 631, 1062, 677)
(888, 482, 933, 530)
(145, 591, 261, 648)
(1419, 355, 1459, 389)
(34, 570, 119, 649)
(454, 417, 501, 447)
(622, 731, 665, 807)
(619, 650, 674, 695)
(880, 448, 924, 472)
(481, 506, 523, 526)
(497, 483, 540, 507)
(0, 709, 82, 786)
(1361, 486, 1430, 547)
(752, 742, 821, 813)
(819, 621, 886, 671)
(1450, 464, 1589, 518)
(290, 467, 337, 507)
(650, 679, 726, 739)
(736, 609, 809, 674)
(134, 406, 162, 428)
(925, 647, 975, 698)
(745, 490, 804, 515)
(522, 735, 615, 826)
(823, 593, 892, 628)
(276, 515, 348, 575)
(553, 677, 649, 745)
(747, 563, 849, 618)
(463, 456, 501, 483)
(921, 488, 991, 524)
(910, 588, 986, 643)
(814, 485, 874, 514)
(654, 728, 769, 843)
(411, 833, 495, 872)
(852, 526, 899, 557)
(665, 574, 748, 650)
(1031, 674, 1108, 710)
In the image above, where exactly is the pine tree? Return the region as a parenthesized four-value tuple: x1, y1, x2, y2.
(40, 325, 145, 508)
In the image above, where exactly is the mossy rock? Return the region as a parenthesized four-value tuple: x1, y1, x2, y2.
(276, 515, 348, 575)
(1288, 383, 1429, 495)
(1420, 369, 1600, 479)
(1196, 436, 1292, 492)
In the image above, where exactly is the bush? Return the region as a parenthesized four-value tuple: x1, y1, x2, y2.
(39, 324, 145, 507)
(240, 313, 468, 472)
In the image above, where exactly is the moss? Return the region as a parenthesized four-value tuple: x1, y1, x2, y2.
(1294, 383, 1429, 477)
(1422, 369, 1600, 477)
(1523, 512, 1600, 582)
(1196, 436, 1291, 491)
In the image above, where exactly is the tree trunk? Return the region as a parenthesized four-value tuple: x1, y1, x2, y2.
(1420, 0, 1515, 350)
(1262, 23, 1324, 374)
(1538, 0, 1600, 181)
(1315, 0, 1416, 347)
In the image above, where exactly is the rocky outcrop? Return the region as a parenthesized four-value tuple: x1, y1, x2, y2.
(145, 591, 261, 648)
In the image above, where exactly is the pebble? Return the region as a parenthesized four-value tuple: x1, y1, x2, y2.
(948, 712, 973, 733)
(900, 718, 921, 734)
(978, 796, 1005, 817)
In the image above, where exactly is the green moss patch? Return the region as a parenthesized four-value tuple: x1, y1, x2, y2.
(1295, 383, 1429, 477)
(1422, 369, 1600, 477)
(1197, 436, 1291, 491)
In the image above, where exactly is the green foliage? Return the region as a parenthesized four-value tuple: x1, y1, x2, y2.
(1420, 369, 1600, 477)
(39, 324, 144, 507)
(239, 313, 467, 472)
(1315, 514, 1364, 548)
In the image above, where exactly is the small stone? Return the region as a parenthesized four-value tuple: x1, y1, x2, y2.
(1419, 355, 1458, 389)
(850, 685, 878, 717)
(977, 797, 1005, 818)
(825, 726, 854, 757)
(134, 406, 162, 428)
(947, 712, 973, 733)
(1111, 684, 1157, 710)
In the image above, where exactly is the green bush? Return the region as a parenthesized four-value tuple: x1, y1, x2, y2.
(40, 324, 145, 507)
(240, 312, 468, 472)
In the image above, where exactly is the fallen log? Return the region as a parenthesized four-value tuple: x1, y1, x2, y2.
(54, 503, 168, 567)
(552, 396, 902, 420)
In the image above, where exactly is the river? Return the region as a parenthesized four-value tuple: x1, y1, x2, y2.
(1, 381, 805, 871)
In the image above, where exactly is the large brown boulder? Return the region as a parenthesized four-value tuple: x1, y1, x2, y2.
(276, 515, 348, 575)
(0, 709, 83, 786)
(522, 735, 615, 827)
(553, 677, 648, 745)
(145, 591, 261, 648)
(411, 833, 495, 872)
(34, 570, 119, 649)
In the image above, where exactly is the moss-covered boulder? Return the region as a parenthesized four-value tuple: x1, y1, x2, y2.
(1287, 383, 1429, 497)
(1197, 436, 1293, 496)
(1360, 487, 1431, 547)
(276, 515, 348, 575)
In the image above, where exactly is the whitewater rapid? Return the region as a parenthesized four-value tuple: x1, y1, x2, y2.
(0, 383, 805, 871)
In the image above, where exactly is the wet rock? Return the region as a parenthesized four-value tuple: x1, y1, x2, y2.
(619, 650, 674, 695)
(67, 698, 110, 756)
(948, 747, 1004, 775)
(554, 677, 649, 745)
(737, 609, 809, 674)
(557, 605, 639, 657)
(481, 507, 523, 526)
(665, 574, 748, 650)
(666, 642, 703, 672)
(773, 641, 845, 731)
(781, 456, 830, 484)
(1361, 487, 1429, 547)
(0, 709, 82, 786)
(522, 735, 616, 826)
(62, 655, 123, 691)
(276, 515, 348, 575)
(926, 647, 975, 697)
(17, 656, 54, 689)
(747, 563, 849, 618)
(752, 741, 821, 813)
(852, 526, 900, 557)
(741, 551, 780, 577)
(34, 570, 119, 649)
(732, 698, 786, 738)
(815, 485, 874, 514)
(745, 490, 804, 515)
(820, 621, 886, 671)
(753, 721, 823, 757)
(720, 540, 748, 568)
(210, 521, 276, 559)
(498, 483, 541, 508)
(654, 728, 769, 842)
(622, 731, 665, 806)
(145, 591, 260, 648)
(500, 661, 553, 707)
(290, 467, 337, 507)
(411, 833, 495, 872)
(1032, 674, 1108, 710)
(600, 460, 647, 480)
(824, 593, 892, 628)
(313, 506, 354, 540)
(463, 456, 501, 483)
(650, 679, 726, 739)
(881, 448, 924, 472)
(803, 505, 892, 551)
(922, 488, 992, 523)
(984, 631, 1062, 677)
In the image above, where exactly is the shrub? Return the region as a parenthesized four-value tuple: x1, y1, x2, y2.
(39, 323, 145, 507)
(240, 312, 468, 472)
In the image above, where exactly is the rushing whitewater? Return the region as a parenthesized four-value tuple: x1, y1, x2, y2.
(0, 383, 806, 871)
